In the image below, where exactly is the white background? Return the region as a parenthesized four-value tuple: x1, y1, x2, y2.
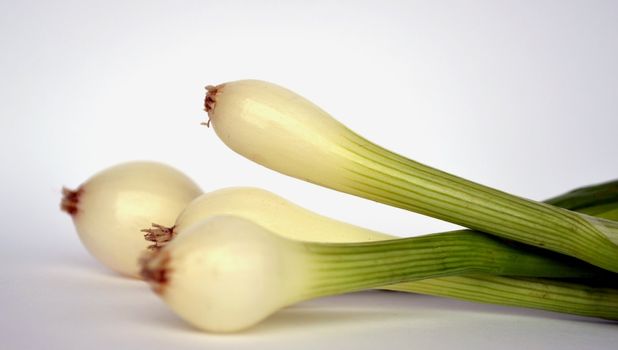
(1, 0, 617, 349)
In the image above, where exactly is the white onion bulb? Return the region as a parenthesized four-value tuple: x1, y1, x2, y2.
(62, 161, 202, 277)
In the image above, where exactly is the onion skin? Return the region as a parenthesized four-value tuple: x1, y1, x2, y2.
(62, 161, 202, 278)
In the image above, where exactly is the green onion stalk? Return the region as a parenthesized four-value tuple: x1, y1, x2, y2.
(203, 80, 618, 273)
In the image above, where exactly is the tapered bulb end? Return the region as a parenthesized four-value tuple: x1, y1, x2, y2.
(140, 249, 171, 295)
(202, 85, 220, 127)
(141, 223, 176, 250)
(60, 187, 82, 216)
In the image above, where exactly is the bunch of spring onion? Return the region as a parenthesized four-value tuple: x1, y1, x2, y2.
(62, 80, 618, 333)
(63, 165, 618, 332)
(141, 80, 618, 332)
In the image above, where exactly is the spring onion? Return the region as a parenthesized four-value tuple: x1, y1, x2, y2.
(203, 80, 618, 272)
(140, 215, 618, 332)
(61, 161, 202, 277)
(142, 184, 618, 320)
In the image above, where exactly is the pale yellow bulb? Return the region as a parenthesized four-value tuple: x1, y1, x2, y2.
(63, 161, 202, 277)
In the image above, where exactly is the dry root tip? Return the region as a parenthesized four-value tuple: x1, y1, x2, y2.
(139, 250, 171, 295)
(141, 223, 176, 250)
(61, 187, 82, 216)
(203, 84, 219, 127)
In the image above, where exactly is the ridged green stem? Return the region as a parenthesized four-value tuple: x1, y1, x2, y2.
(577, 202, 618, 221)
(336, 134, 618, 272)
(298, 230, 608, 300)
(379, 180, 618, 319)
(388, 276, 618, 320)
(545, 179, 618, 211)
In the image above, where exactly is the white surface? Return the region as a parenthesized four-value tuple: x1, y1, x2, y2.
(1, 0, 617, 349)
